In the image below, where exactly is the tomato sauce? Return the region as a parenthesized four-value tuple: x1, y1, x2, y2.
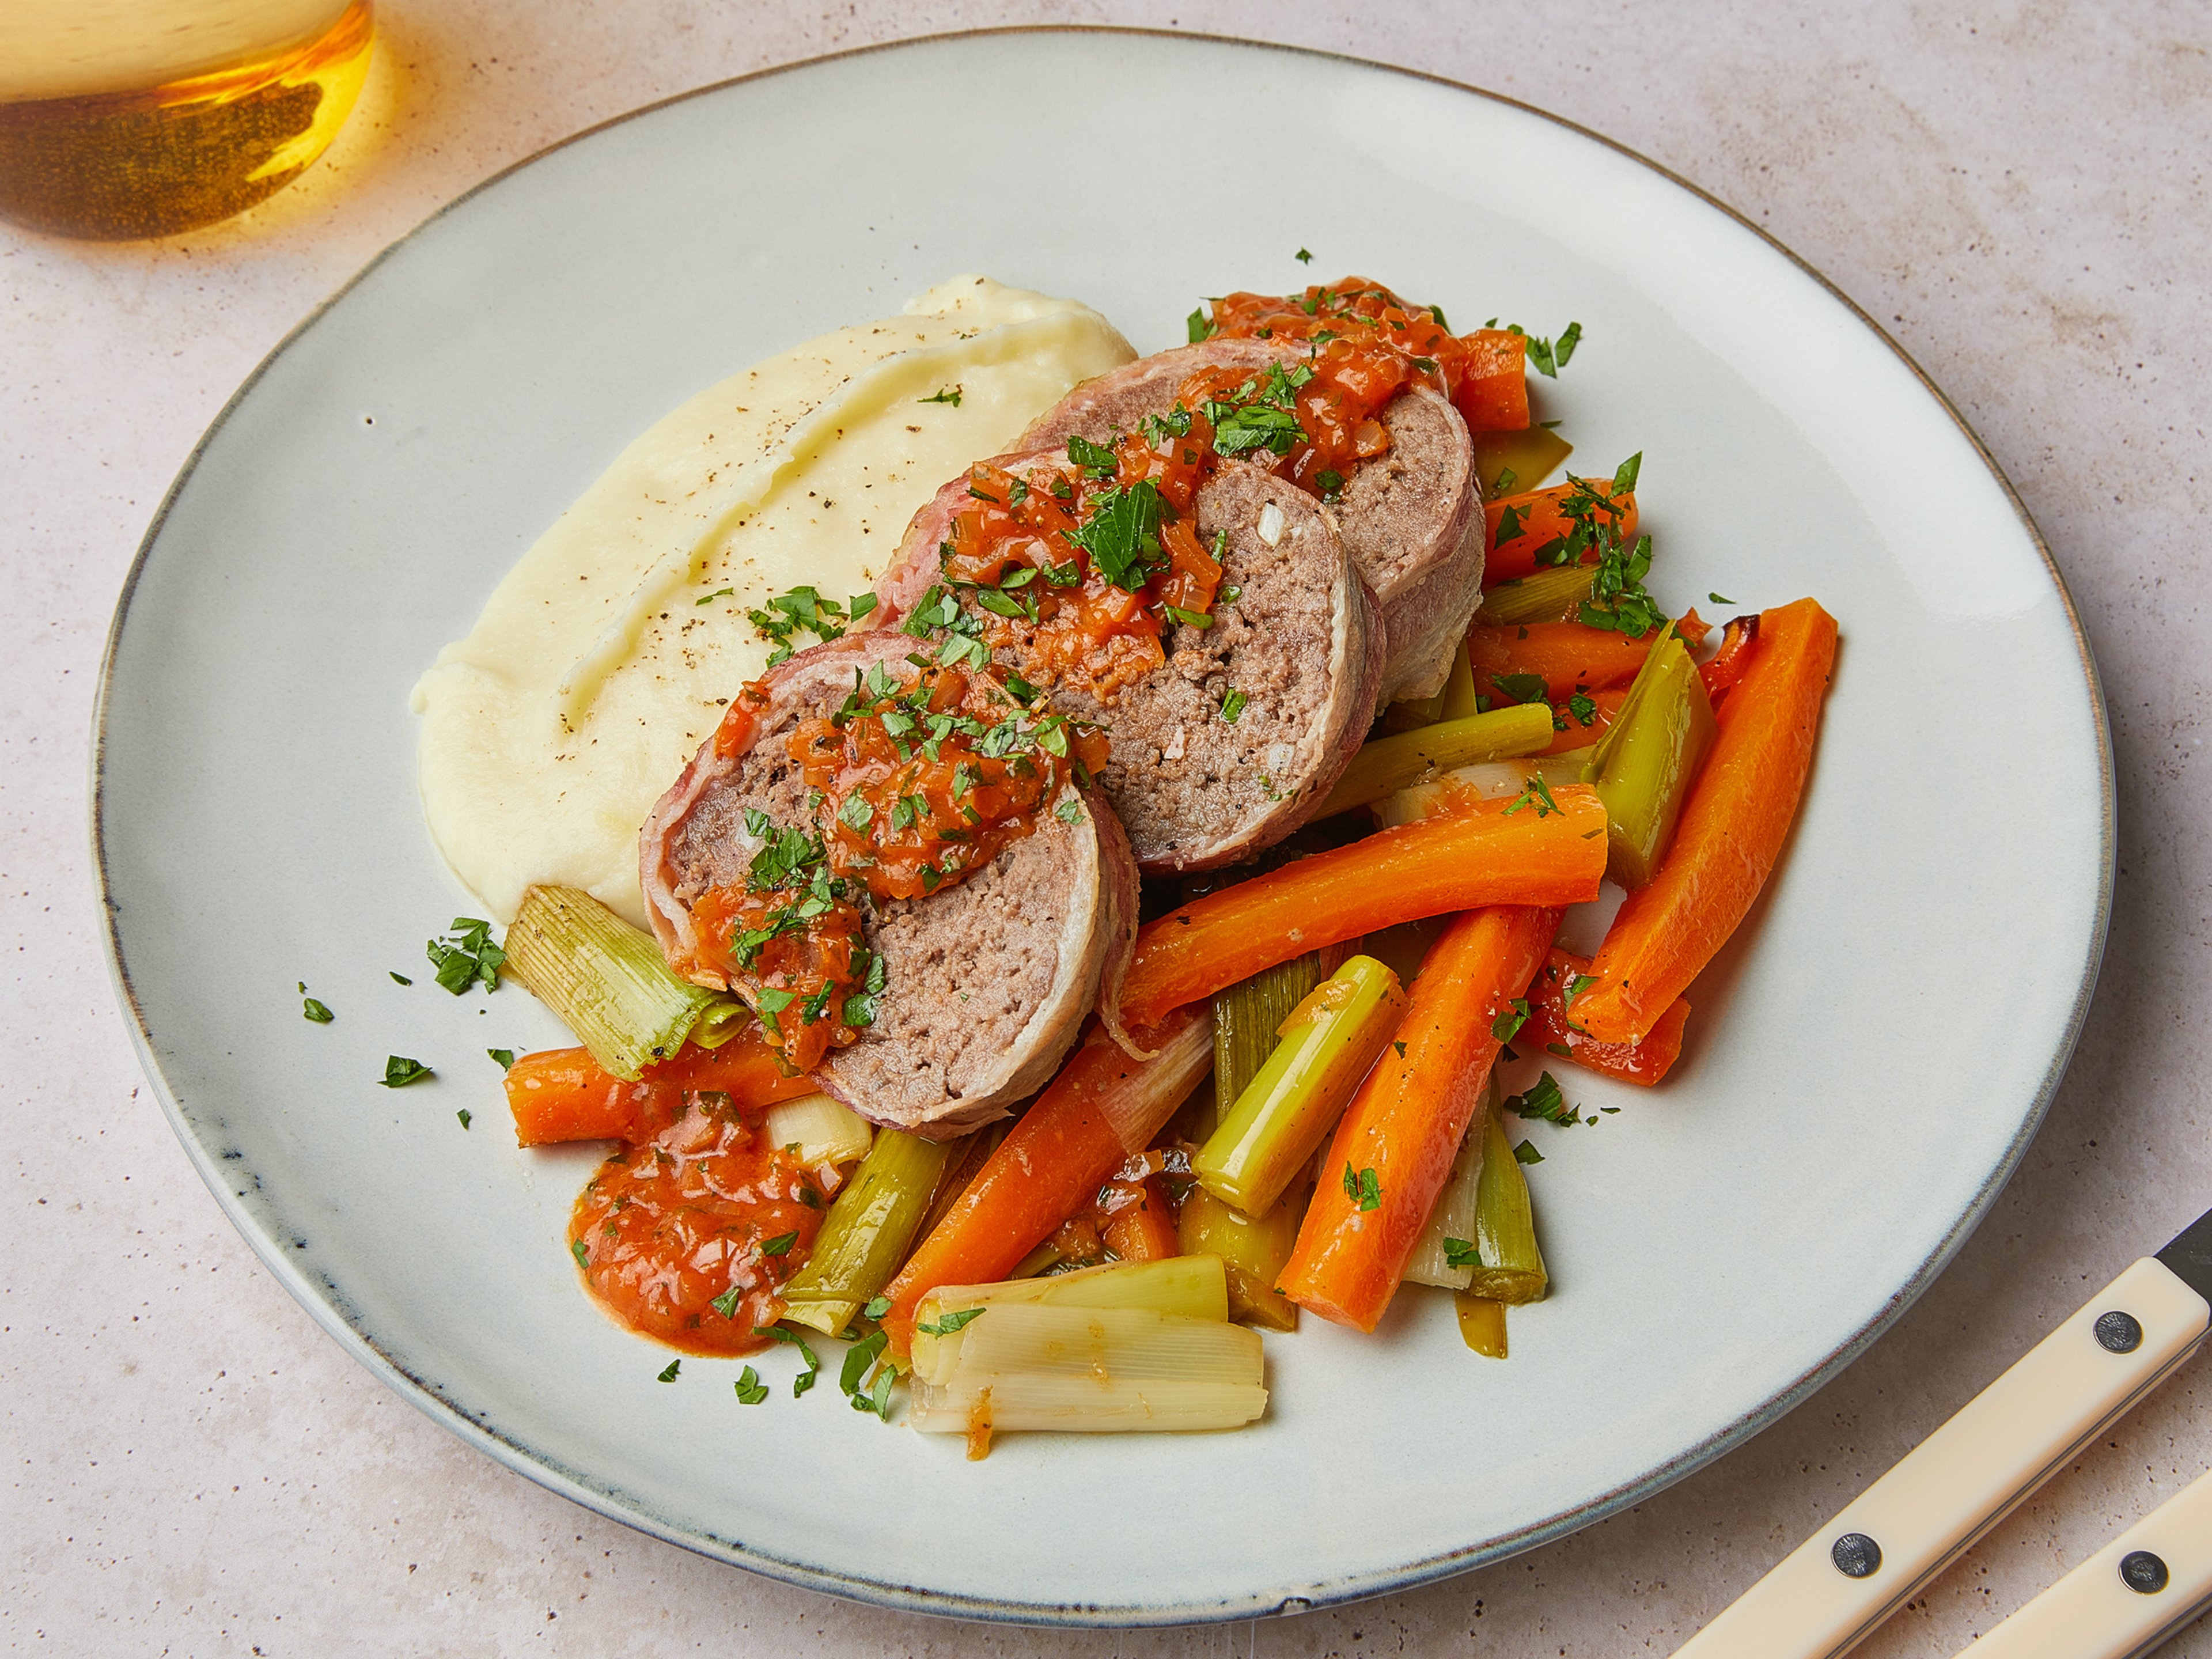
(569, 1099, 830, 1357)
(1206, 275, 1532, 433)
(685, 662, 1105, 1071)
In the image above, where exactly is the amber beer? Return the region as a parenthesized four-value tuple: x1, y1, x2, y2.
(0, 0, 373, 240)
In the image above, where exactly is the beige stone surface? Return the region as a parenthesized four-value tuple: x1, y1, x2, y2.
(6, 3, 2210, 1653)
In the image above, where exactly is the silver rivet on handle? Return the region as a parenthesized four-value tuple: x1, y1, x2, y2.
(2119, 1550, 2170, 1594)
(2094, 1310, 2145, 1352)
(1831, 1533, 1882, 1578)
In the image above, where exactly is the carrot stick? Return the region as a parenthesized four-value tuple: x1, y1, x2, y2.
(1468, 621, 1653, 706)
(1522, 949, 1688, 1085)
(1574, 599, 1839, 1044)
(1484, 480, 1638, 586)
(1111, 789, 1608, 1036)
(504, 1032, 812, 1146)
(1101, 1175, 1181, 1262)
(878, 1009, 1210, 1355)
(1279, 906, 1562, 1331)
(1538, 687, 1627, 755)
(1455, 329, 1531, 431)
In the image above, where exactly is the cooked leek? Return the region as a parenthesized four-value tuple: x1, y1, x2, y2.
(1455, 1294, 1510, 1357)
(1374, 752, 1596, 829)
(1586, 624, 1717, 889)
(1381, 686, 1447, 733)
(502, 885, 715, 1080)
(1476, 563, 1599, 627)
(1465, 1110, 1547, 1305)
(687, 995, 755, 1049)
(1318, 703, 1555, 818)
(1195, 956, 1408, 1218)
(1211, 945, 1349, 1135)
(908, 1256, 1263, 1439)
(1177, 1185, 1301, 1331)
(779, 1127, 950, 1336)
(762, 1093, 874, 1168)
(1404, 1076, 1499, 1290)
(1437, 642, 1480, 723)
(1468, 425, 1573, 498)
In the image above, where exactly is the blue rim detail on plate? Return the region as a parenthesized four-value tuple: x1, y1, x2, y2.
(91, 26, 2113, 1626)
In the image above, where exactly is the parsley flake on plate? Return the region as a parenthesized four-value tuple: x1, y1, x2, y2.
(378, 1055, 433, 1088)
(426, 917, 503, 995)
(734, 1366, 770, 1405)
(657, 1359, 681, 1383)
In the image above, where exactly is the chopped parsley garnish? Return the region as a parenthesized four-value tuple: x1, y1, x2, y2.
(916, 1306, 986, 1336)
(1505, 320, 1584, 378)
(1502, 772, 1562, 819)
(918, 385, 963, 407)
(1315, 468, 1346, 499)
(696, 586, 735, 605)
(1219, 688, 1248, 724)
(1513, 1139, 1545, 1165)
(657, 1359, 681, 1383)
(570, 1238, 589, 1268)
(1505, 1070, 1584, 1127)
(753, 1325, 822, 1395)
(862, 1295, 892, 1320)
(1495, 467, 1519, 494)
(389, 971, 412, 985)
(748, 586, 873, 668)
(1491, 998, 1531, 1043)
(1211, 401, 1303, 458)
(1565, 974, 1600, 1007)
(301, 995, 333, 1024)
(1187, 306, 1213, 344)
(1564, 692, 1600, 728)
(711, 1285, 745, 1319)
(1140, 404, 1193, 447)
(1067, 478, 1168, 590)
(1710, 591, 1735, 605)
(1295, 247, 1313, 263)
(486, 1048, 516, 1069)
(1444, 1238, 1482, 1270)
(1489, 671, 1550, 706)
(378, 1055, 433, 1088)
(1580, 531, 1664, 638)
(840, 1329, 893, 1415)
(1055, 797, 1085, 825)
(1066, 434, 1119, 478)
(734, 1366, 770, 1405)
(1162, 604, 1212, 628)
(426, 917, 504, 995)
(759, 1230, 800, 1257)
(456, 1109, 472, 1130)
(1342, 1163, 1382, 1212)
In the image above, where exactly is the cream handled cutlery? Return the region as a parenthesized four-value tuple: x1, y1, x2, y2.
(1677, 1208, 2212, 1658)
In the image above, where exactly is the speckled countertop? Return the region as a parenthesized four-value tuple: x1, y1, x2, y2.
(7, 4, 2210, 1654)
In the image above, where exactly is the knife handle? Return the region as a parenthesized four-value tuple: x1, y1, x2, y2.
(1959, 1460, 2212, 1658)
(1676, 1256, 2210, 1659)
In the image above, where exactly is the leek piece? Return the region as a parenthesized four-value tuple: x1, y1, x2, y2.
(1404, 1077, 1499, 1290)
(1318, 703, 1555, 819)
(1437, 642, 1480, 723)
(917, 1253, 1229, 1328)
(762, 1093, 874, 1168)
(1455, 1294, 1509, 1358)
(1381, 686, 1447, 734)
(1469, 425, 1573, 497)
(1195, 956, 1408, 1218)
(1465, 1111, 1547, 1305)
(1375, 751, 1596, 830)
(502, 885, 715, 1081)
(907, 1304, 1267, 1434)
(1476, 563, 1599, 627)
(1176, 1185, 1301, 1331)
(687, 995, 753, 1049)
(1211, 944, 1349, 1135)
(779, 1127, 950, 1336)
(1586, 625, 1717, 889)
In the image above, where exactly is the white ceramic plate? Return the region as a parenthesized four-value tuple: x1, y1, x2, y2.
(95, 29, 2111, 1626)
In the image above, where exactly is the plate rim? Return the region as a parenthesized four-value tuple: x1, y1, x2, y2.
(89, 23, 2117, 1627)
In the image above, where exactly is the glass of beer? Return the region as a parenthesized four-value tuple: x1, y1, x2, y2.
(0, 0, 374, 241)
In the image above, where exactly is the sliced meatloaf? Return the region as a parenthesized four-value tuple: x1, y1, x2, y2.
(868, 456, 1381, 873)
(1018, 338, 1484, 705)
(638, 634, 1138, 1138)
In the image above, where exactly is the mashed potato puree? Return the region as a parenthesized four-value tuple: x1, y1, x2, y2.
(412, 278, 1135, 928)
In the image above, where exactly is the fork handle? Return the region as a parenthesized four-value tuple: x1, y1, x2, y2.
(1958, 1460, 2212, 1658)
(1675, 1256, 2209, 1659)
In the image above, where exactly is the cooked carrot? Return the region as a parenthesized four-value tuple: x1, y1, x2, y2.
(1538, 687, 1627, 756)
(1111, 789, 1607, 1036)
(1455, 329, 1531, 431)
(1484, 480, 1638, 586)
(1101, 1175, 1181, 1263)
(1522, 949, 1688, 1085)
(504, 1033, 812, 1146)
(1574, 599, 1839, 1044)
(1698, 612, 1759, 705)
(1468, 622, 1654, 707)
(878, 1009, 1210, 1355)
(1279, 906, 1562, 1331)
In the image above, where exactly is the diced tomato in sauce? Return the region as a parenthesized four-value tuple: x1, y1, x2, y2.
(569, 1099, 828, 1357)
